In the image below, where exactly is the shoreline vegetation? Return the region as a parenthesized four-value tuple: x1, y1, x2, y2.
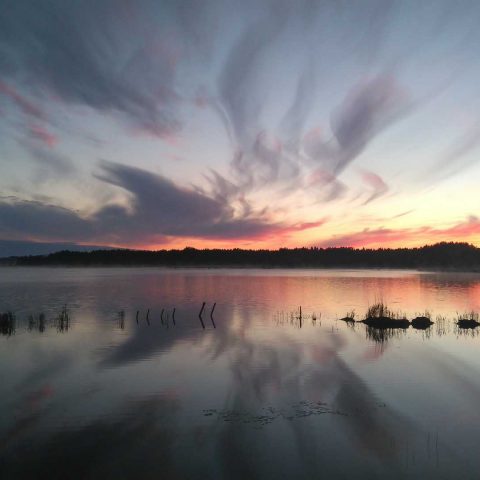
(3, 303, 479, 338)
(1, 242, 480, 270)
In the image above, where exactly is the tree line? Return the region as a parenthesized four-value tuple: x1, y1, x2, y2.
(2, 242, 480, 269)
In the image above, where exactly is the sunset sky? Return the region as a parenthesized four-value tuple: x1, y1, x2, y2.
(1, 0, 480, 255)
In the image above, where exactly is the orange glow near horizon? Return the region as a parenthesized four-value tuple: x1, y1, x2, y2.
(14, 211, 480, 252)
(128, 228, 480, 251)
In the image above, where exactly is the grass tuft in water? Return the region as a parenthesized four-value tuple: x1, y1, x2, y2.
(362, 302, 410, 329)
(55, 305, 70, 332)
(0, 311, 16, 336)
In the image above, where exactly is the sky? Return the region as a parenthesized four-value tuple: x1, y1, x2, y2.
(1, 0, 480, 255)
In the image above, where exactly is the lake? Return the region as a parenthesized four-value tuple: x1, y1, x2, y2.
(1, 267, 480, 479)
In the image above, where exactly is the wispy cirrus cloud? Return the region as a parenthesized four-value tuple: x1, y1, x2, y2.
(0, 80, 73, 176)
(0, 80, 43, 119)
(1, 0, 479, 254)
(360, 169, 389, 205)
(28, 124, 57, 148)
(20, 140, 75, 179)
(303, 74, 410, 175)
(429, 120, 480, 180)
(0, 1, 181, 138)
(319, 216, 480, 248)
(212, 65, 411, 212)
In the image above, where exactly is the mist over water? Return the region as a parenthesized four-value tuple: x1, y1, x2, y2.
(1, 267, 480, 479)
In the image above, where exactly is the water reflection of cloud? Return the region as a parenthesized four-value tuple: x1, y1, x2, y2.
(6, 270, 480, 477)
(99, 324, 194, 367)
(0, 395, 180, 479)
(95, 299, 416, 475)
(195, 310, 414, 476)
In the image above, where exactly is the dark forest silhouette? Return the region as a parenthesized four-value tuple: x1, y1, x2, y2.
(2, 242, 480, 270)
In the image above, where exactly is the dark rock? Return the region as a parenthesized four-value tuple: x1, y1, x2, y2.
(411, 316, 433, 330)
(339, 317, 355, 324)
(457, 319, 480, 329)
(361, 316, 410, 329)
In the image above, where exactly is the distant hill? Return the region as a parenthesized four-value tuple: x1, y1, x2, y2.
(0, 239, 113, 258)
(2, 242, 480, 270)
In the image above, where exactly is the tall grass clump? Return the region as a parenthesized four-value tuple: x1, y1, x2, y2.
(362, 302, 409, 328)
(365, 302, 394, 319)
(28, 312, 46, 332)
(55, 305, 70, 332)
(0, 311, 16, 336)
(339, 310, 356, 324)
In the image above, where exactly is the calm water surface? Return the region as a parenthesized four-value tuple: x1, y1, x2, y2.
(1, 267, 480, 479)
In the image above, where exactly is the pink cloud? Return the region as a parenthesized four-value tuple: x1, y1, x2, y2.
(319, 216, 480, 248)
(222, 218, 327, 244)
(307, 167, 336, 186)
(307, 167, 346, 201)
(360, 169, 389, 204)
(0, 81, 43, 119)
(285, 219, 327, 233)
(29, 124, 58, 147)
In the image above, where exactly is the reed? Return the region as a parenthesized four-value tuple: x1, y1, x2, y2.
(118, 310, 125, 330)
(39, 313, 46, 332)
(435, 315, 448, 336)
(365, 325, 406, 343)
(0, 311, 15, 336)
(365, 302, 394, 319)
(55, 305, 70, 332)
(339, 310, 356, 323)
(28, 312, 47, 332)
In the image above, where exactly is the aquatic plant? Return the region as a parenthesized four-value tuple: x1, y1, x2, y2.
(39, 313, 46, 332)
(0, 311, 15, 336)
(118, 310, 125, 330)
(28, 312, 47, 332)
(339, 310, 356, 323)
(55, 305, 70, 332)
(435, 315, 449, 336)
(311, 312, 321, 325)
(365, 325, 406, 343)
(362, 302, 410, 329)
(273, 309, 320, 328)
(365, 302, 394, 319)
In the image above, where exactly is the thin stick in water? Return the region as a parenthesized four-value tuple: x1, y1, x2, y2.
(199, 302, 206, 329)
(210, 302, 216, 328)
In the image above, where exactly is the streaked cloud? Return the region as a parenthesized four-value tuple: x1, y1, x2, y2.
(360, 169, 389, 205)
(0, 1, 180, 137)
(319, 216, 480, 248)
(1, 1, 480, 251)
(303, 74, 410, 175)
(0, 162, 323, 247)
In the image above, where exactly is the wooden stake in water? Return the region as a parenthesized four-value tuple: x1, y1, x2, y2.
(210, 302, 216, 328)
(198, 302, 206, 329)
